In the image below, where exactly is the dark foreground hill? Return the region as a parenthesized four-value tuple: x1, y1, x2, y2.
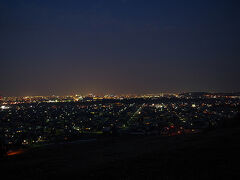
(1, 120, 240, 180)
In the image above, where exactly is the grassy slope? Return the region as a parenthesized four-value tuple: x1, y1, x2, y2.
(1, 127, 240, 180)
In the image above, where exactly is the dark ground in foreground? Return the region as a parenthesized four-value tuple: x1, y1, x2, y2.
(1, 126, 240, 180)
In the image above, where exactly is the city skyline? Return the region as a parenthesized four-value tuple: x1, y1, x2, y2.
(1, 1, 240, 179)
(1, 91, 240, 98)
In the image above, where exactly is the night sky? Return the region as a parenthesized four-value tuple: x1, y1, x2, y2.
(1, 0, 240, 96)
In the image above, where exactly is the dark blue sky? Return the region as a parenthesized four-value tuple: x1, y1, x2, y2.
(1, 0, 240, 96)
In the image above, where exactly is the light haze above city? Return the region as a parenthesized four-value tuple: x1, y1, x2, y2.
(1, 0, 239, 96)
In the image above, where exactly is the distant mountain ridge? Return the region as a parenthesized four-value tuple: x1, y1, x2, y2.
(180, 92, 240, 96)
